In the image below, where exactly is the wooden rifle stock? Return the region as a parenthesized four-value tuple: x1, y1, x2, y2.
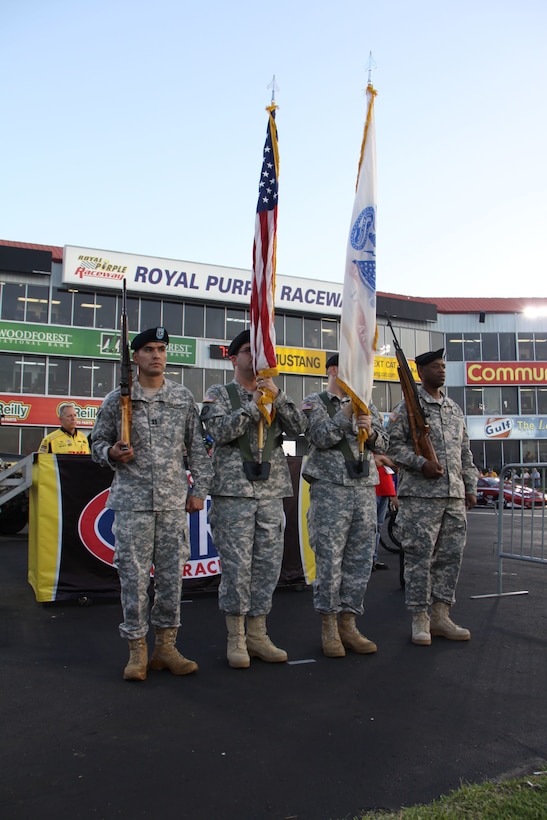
(385, 316, 437, 462)
(120, 280, 132, 446)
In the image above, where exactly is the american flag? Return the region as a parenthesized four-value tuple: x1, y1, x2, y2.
(337, 83, 378, 436)
(250, 104, 279, 423)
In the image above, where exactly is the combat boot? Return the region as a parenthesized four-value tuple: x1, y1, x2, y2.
(246, 615, 288, 662)
(123, 637, 148, 681)
(321, 613, 345, 658)
(225, 614, 250, 669)
(149, 627, 198, 674)
(411, 611, 431, 645)
(338, 612, 377, 654)
(430, 602, 470, 641)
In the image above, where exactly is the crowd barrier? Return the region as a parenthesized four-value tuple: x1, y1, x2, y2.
(28, 454, 315, 603)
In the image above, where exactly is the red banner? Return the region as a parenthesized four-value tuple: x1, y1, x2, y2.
(0, 395, 101, 427)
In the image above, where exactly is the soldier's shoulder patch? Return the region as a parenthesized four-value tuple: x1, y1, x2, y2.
(301, 401, 313, 411)
(389, 411, 399, 421)
(202, 394, 216, 403)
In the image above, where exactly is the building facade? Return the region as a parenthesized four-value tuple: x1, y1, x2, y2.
(0, 240, 546, 472)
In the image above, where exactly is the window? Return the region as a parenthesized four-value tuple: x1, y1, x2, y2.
(26, 285, 49, 323)
(321, 319, 338, 352)
(50, 289, 73, 325)
(481, 333, 499, 361)
(484, 441, 502, 475)
(22, 427, 46, 455)
(537, 388, 547, 414)
(415, 329, 431, 358)
(183, 367, 203, 400)
(140, 299, 161, 330)
(184, 304, 204, 338)
(463, 334, 481, 361)
(372, 382, 388, 413)
(0, 353, 20, 392)
(303, 317, 321, 349)
(446, 386, 464, 410)
(303, 376, 323, 397)
(284, 374, 303, 403)
(1, 283, 25, 321)
(0, 424, 20, 454)
(430, 331, 444, 353)
(400, 328, 415, 359)
(285, 316, 303, 347)
(518, 333, 534, 361)
(386, 382, 402, 411)
(499, 333, 516, 360)
(127, 297, 139, 332)
(501, 386, 518, 415)
(535, 333, 547, 361)
(70, 360, 92, 397)
(206, 306, 225, 339)
(92, 361, 115, 397)
(21, 356, 46, 394)
(47, 358, 70, 395)
(95, 293, 117, 329)
(482, 387, 501, 415)
(73, 292, 97, 328)
(445, 333, 463, 362)
(520, 388, 537, 414)
(465, 387, 483, 415)
(164, 364, 183, 384)
(274, 314, 285, 345)
(226, 309, 246, 340)
(163, 301, 183, 336)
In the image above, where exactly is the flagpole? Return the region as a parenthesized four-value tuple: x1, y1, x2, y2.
(252, 77, 281, 467)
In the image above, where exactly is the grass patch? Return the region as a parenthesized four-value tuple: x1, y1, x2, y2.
(356, 771, 547, 819)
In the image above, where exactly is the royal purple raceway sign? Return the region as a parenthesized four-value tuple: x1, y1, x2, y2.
(63, 245, 343, 317)
(78, 491, 221, 579)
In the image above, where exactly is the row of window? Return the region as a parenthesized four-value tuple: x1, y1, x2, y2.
(446, 385, 547, 416)
(0, 282, 449, 362)
(5, 350, 547, 417)
(445, 332, 547, 362)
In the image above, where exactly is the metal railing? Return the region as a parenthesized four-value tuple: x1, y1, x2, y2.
(0, 454, 34, 506)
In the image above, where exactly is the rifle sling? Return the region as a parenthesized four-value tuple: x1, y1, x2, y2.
(318, 392, 368, 478)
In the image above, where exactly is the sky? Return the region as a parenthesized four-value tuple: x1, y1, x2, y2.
(2, 0, 547, 299)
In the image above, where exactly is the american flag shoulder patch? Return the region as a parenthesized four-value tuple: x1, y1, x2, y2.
(202, 395, 216, 403)
(301, 401, 313, 411)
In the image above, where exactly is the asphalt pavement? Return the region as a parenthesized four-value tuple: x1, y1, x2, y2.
(1, 508, 546, 820)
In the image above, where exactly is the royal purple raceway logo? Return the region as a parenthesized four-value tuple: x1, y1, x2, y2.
(78, 492, 221, 578)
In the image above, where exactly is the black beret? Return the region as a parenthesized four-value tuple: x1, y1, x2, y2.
(131, 327, 169, 351)
(326, 353, 339, 370)
(415, 348, 445, 368)
(227, 329, 251, 357)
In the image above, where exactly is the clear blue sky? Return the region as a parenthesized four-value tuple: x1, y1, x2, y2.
(2, 0, 546, 298)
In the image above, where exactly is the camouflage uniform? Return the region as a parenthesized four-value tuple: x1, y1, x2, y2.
(200, 379, 307, 615)
(92, 379, 213, 639)
(302, 394, 388, 614)
(387, 386, 478, 611)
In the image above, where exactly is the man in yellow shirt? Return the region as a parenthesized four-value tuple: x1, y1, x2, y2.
(38, 402, 90, 455)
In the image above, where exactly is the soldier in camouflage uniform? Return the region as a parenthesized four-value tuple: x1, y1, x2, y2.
(200, 329, 308, 669)
(386, 348, 478, 646)
(302, 354, 388, 658)
(92, 327, 213, 681)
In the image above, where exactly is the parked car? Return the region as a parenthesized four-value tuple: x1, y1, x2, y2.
(476, 476, 546, 509)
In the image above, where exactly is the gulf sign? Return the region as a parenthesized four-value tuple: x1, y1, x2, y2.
(78, 490, 221, 579)
(467, 362, 547, 385)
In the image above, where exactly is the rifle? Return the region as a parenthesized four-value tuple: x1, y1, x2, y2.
(120, 280, 132, 448)
(385, 315, 438, 462)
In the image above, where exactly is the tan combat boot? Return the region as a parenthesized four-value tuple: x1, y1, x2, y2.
(123, 636, 148, 681)
(338, 612, 377, 654)
(430, 602, 471, 641)
(225, 614, 250, 669)
(246, 615, 288, 662)
(149, 627, 198, 674)
(321, 613, 345, 658)
(411, 611, 432, 645)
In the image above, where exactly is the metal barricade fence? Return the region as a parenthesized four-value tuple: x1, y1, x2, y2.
(493, 462, 547, 596)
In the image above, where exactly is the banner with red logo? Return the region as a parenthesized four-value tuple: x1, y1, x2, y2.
(28, 455, 309, 602)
